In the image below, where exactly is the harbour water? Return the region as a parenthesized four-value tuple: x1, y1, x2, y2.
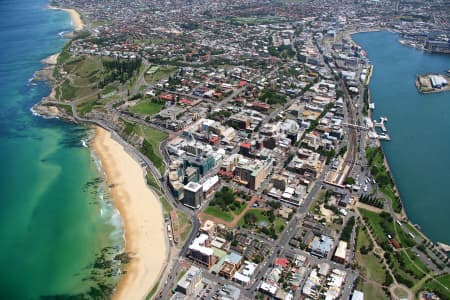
(353, 31, 450, 244)
(0, 0, 123, 298)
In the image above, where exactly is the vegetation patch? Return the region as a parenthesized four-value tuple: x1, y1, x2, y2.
(206, 187, 246, 221)
(405, 248, 429, 274)
(204, 206, 234, 222)
(340, 216, 355, 242)
(366, 147, 402, 213)
(61, 80, 77, 100)
(356, 281, 389, 300)
(356, 226, 373, 253)
(359, 209, 394, 248)
(129, 98, 164, 115)
(137, 125, 168, 174)
(421, 274, 450, 299)
(77, 97, 100, 115)
(360, 253, 386, 283)
(359, 194, 384, 209)
(144, 65, 177, 84)
(238, 209, 284, 239)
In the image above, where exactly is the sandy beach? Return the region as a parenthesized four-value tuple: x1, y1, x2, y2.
(41, 53, 59, 65)
(49, 6, 84, 31)
(92, 126, 167, 300)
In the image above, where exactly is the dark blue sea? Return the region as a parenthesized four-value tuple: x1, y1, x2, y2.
(0, 0, 123, 298)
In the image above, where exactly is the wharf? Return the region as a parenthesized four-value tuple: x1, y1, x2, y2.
(416, 73, 450, 94)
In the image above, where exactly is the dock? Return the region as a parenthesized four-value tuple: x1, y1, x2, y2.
(374, 116, 388, 132)
(368, 117, 391, 141)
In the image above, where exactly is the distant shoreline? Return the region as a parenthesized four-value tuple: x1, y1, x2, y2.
(48, 5, 84, 31)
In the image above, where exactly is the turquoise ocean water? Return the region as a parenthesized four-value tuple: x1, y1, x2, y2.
(0, 0, 123, 298)
(353, 32, 450, 244)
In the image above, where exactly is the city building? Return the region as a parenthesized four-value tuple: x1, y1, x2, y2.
(333, 240, 347, 264)
(183, 181, 204, 208)
(309, 235, 334, 258)
(233, 157, 273, 190)
(176, 265, 202, 296)
(187, 234, 217, 268)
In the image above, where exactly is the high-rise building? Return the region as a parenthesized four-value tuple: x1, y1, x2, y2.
(183, 181, 203, 208)
(176, 265, 202, 296)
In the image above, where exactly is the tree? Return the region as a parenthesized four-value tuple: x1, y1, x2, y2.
(344, 177, 355, 185)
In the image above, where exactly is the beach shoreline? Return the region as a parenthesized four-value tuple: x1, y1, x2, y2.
(48, 5, 84, 31)
(92, 126, 167, 300)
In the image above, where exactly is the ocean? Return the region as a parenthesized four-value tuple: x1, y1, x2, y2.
(353, 31, 450, 244)
(0, 0, 123, 298)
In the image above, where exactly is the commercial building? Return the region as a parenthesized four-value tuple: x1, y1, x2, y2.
(187, 234, 217, 268)
(202, 175, 219, 197)
(183, 182, 204, 208)
(185, 155, 215, 177)
(176, 265, 202, 296)
(233, 157, 273, 190)
(333, 240, 347, 264)
(287, 148, 324, 178)
(309, 235, 334, 258)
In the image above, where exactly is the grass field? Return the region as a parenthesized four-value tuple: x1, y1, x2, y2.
(60, 80, 77, 100)
(356, 281, 389, 300)
(360, 253, 386, 283)
(359, 208, 394, 245)
(238, 209, 268, 227)
(238, 209, 285, 234)
(274, 217, 286, 233)
(405, 248, 430, 274)
(396, 250, 427, 278)
(178, 211, 192, 244)
(76, 97, 100, 115)
(356, 226, 373, 252)
(144, 65, 177, 84)
(387, 251, 421, 287)
(137, 125, 168, 174)
(204, 206, 234, 222)
(231, 201, 246, 215)
(421, 274, 450, 299)
(395, 222, 416, 248)
(129, 99, 163, 115)
(73, 57, 99, 77)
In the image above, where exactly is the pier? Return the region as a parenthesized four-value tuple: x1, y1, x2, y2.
(374, 116, 388, 132)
